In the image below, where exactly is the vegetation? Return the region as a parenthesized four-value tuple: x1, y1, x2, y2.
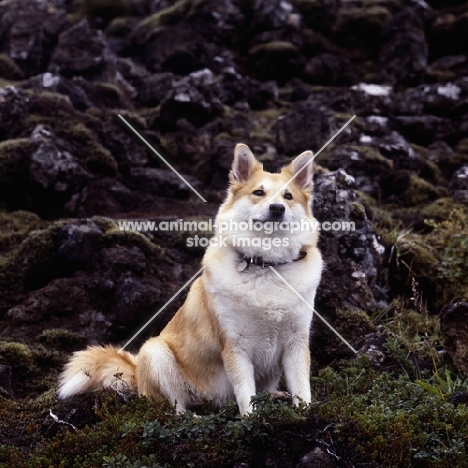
(1, 301, 468, 468)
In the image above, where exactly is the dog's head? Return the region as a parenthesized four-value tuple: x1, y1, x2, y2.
(216, 144, 318, 261)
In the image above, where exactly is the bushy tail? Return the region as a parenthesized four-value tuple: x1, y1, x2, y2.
(58, 345, 138, 399)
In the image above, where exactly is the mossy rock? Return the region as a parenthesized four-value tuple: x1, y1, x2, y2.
(131, 0, 207, 43)
(0, 138, 32, 187)
(91, 216, 120, 232)
(85, 143, 118, 175)
(418, 197, 455, 222)
(0, 339, 65, 401)
(334, 4, 393, 46)
(335, 308, 376, 347)
(398, 173, 444, 207)
(74, 0, 132, 19)
(105, 15, 137, 36)
(11, 221, 68, 289)
(0, 210, 46, 252)
(91, 82, 127, 108)
(0, 341, 35, 372)
(39, 329, 87, 352)
(354, 146, 393, 169)
(26, 90, 76, 117)
(249, 41, 300, 59)
(0, 53, 24, 80)
(102, 228, 163, 262)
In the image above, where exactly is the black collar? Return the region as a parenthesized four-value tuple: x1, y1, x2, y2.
(236, 250, 307, 272)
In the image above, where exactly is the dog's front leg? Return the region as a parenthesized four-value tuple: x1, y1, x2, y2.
(282, 336, 312, 406)
(221, 346, 256, 415)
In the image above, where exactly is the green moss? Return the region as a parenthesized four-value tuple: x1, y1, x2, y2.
(103, 228, 161, 254)
(39, 329, 87, 352)
(14, 225, 61, 287)
(337, 307, 375, 333)
(455, 137, 468, 154)
(0, 342, 35, 372)
(0, 138, 31, 188)
(92, 82, 126, 109)
(0, 339, 66, 400)
(0, 218, 79, 293)
(132, 0, 208, 42)
(91, 216, 120, 233)
(400, 174, 443, 207)
(86, 142, 118, 175)
(355, 190, 393, 226)
(334, 4, 393, 37)
(105, 16, 135, 36)
(0, 53, 24, 80)
(249, 41, 300, 58)
(349, 200, 367, 220)
(418, 197, 455, 221)
(350, 145, 393, 170)
(0, 210, 46, 252)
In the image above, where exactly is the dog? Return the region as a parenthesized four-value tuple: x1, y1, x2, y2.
(58, 144, 323, 415)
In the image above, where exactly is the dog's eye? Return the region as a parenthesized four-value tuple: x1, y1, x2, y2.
(253, 189, 264, 196)
(284, 192, 293, 200)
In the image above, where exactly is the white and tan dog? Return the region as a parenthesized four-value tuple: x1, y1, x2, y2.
(58, 144, 323, 415)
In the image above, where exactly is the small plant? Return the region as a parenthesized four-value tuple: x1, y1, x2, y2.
(415, 367, 468, 400)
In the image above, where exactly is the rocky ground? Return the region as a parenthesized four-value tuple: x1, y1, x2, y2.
(0, 0, 468, 466)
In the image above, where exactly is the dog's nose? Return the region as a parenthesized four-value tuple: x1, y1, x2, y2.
(269, 203, 285, 216)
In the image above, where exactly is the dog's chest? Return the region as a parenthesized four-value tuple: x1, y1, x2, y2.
(211, 270, 310, 358)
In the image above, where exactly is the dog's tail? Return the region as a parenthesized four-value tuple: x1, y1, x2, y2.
(58, 345, 138, 399)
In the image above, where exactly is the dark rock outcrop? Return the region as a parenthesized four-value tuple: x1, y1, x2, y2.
(440, 302, 468, 375)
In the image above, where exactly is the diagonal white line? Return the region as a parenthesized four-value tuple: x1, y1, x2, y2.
(118, 266, 205, 353)
(268, 114, 356, 203)
(118, 114, 207, 203)
(268, 266, 358, 354)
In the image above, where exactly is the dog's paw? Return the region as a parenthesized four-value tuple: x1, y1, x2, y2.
(269, 390, 291, 402)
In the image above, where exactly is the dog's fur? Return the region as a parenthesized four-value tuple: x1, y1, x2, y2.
(58, 144, 323, 415)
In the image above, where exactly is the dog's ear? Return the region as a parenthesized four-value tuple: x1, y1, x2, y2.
(288, 151, 314, 191)
(230, 144, 261, 183)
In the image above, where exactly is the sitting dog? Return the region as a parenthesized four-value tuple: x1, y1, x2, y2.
(58, 144, 323, 415)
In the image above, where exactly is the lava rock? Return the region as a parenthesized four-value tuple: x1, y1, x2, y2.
(275, 102, 334, 156)
(0, 0, 66, 76)
(137, 72, 174, 106)
(296, 446, 334, 468)
(129, 167, 199, 199)
(49, 19, 111, 78)
(357, 333, 388, 370)
(159, 69, 223, 130)
(64, 177, 138, 217)
(334, 0, 395, 52)
(448, 391, 468, 405)
(393, 115, 454, 146)
(0, 86, 30, 139)
(379, 5, 430, 85)
(29, 126, 89, 194)
(249, 41, 303, 83)
(449, 165, 468, 203)
(0, 364, 14, 398)
(57, 220, 103, 269)
(25, 73, 93, 111)
(304, 52, 358, 86)
(440, 302, 468, 375)
(426, 55, 468, 82)
(314, 169, 388, 315)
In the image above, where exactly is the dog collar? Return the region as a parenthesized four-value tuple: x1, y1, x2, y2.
(236, 250, 307, 272)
